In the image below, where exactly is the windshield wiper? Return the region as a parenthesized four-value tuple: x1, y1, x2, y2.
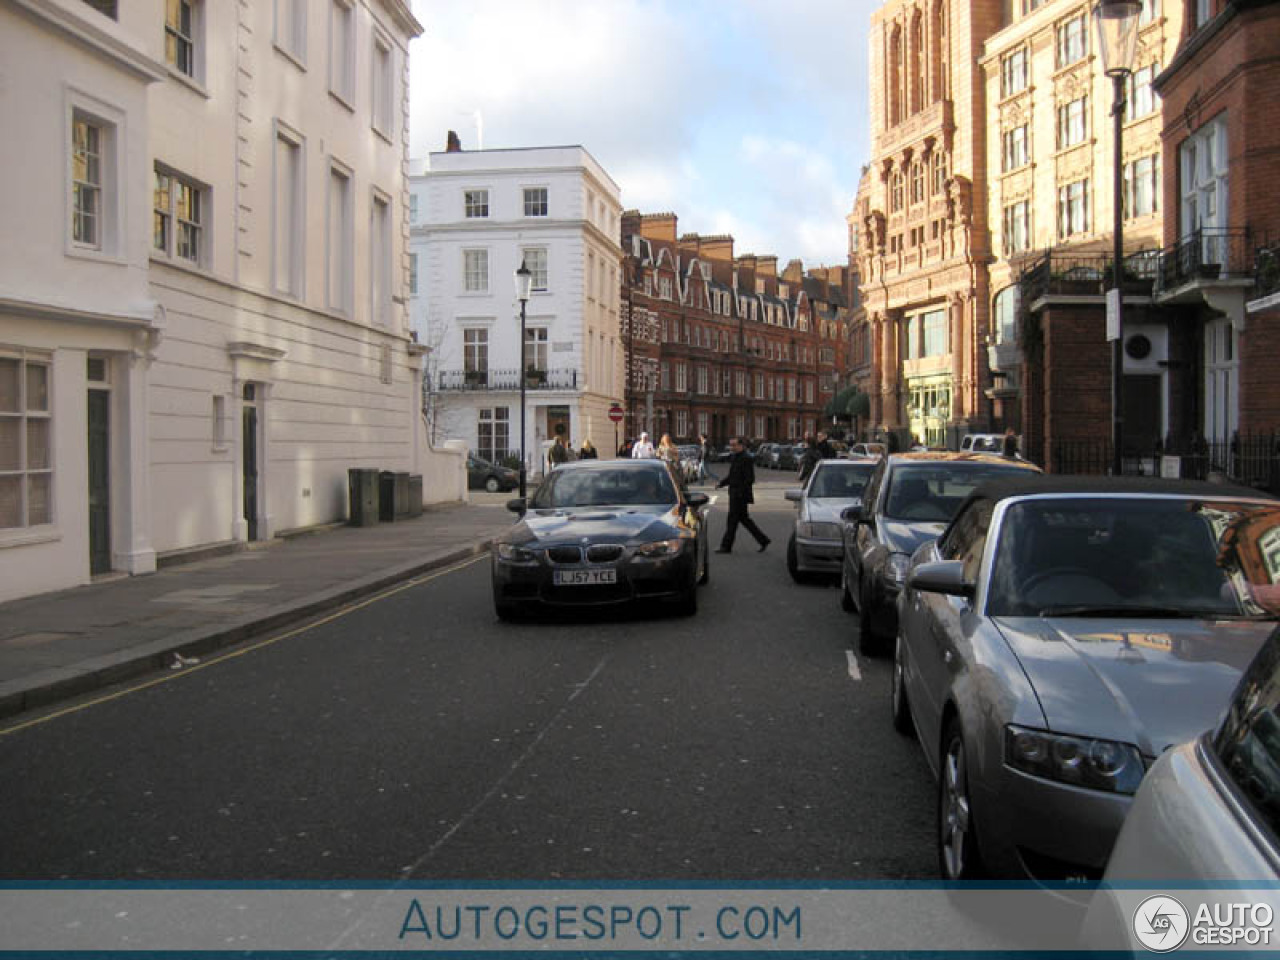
(1036, 604, 1230, 619)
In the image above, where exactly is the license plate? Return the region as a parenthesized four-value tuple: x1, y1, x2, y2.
(553, 569, 618, 586)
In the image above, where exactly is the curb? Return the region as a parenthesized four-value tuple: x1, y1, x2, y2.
(0, 538, 495, 723)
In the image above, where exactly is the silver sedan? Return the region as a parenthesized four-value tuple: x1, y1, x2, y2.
(893, 476, 1280, 884)
(784, 458, 877, 581)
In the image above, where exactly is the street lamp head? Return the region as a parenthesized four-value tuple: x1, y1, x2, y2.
(1094, 0, 1142, 78)
(514, 260, 533, 304)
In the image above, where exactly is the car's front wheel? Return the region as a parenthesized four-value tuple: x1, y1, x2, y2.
(891, 636, 914, 736)
(938, 715, 985, 880)
(840, 564, 856, 612)
(786, 534, 803, 583)
(857, 579, 884, 656)
(485, 476, 501, 493)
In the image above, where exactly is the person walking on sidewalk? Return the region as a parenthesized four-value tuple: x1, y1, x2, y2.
(715, 436, 770, 554)
(631, 432, 656, 459)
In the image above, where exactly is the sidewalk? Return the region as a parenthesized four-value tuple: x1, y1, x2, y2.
(0, 500, 516, 720)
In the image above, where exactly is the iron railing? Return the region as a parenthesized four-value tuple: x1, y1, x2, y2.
(1155, 228, 1254, 292)
(1018, 249, 1159, 302)
(438, 368, 579, 391)
(1043, 432, 1280, 493)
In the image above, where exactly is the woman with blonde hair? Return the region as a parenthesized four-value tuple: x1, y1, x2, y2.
(579, 438, 598, 460)
(658, 433, 679, 466)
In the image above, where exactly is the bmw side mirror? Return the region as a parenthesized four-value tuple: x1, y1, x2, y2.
(840, 504, 863, 523)
(506, 497, 527, 514)
(907, 560, 974, 598)
(784, 489, 803, 502)
(686, 492, 710, 509)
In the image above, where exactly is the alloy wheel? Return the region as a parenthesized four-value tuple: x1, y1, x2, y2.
(939, 723, 972, 880)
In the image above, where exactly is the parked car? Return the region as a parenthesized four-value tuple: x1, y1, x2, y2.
(785, 459, 879, 581)
(467, 455, 519, 493)
(756, 443, 778, 469)
(894, 475, 1280, 884)
(841, 452, 1041, 654)
(959, 433, 1012, 454)
(491, 459, 711, 619)
(848, 442, 887, 459)
(1082, 624, 1280, 947)
(775, 444, 801, 472)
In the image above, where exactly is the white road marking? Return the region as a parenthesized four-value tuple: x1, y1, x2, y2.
(846, 649, 863, 682)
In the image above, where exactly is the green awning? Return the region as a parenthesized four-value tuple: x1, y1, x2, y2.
(827, 386, 857, 417)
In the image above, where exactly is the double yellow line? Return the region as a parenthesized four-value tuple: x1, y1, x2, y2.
(0, 554, 486, 738)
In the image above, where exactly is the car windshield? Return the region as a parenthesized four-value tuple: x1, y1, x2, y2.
(808, 464, 874, 500)
(884, 463, 1030, 522)
(988, 498, 1280, 619)
(531, 467, 677, 508)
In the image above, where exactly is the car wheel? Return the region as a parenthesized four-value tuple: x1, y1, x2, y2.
(840, 565, 856, 612)
(697, 540, 710, 585)
(891, 635, 914, 736)
(938, 714, 985, 880)
(786, 534, 804, 583)
(485, 476, 501, 493)
(857, 579, 883, 656)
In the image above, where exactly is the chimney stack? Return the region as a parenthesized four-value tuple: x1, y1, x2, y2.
(446, 130, 462, 152)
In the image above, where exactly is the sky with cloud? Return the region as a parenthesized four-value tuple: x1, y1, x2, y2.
(407, 0, 873, 270)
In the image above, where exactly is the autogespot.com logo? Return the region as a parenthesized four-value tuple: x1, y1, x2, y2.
(1133, 895, 1190, 953)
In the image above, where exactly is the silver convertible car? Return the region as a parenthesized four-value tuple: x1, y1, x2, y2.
(893, 475, 1280, 884)
(491, 459, 710, 619)
(784, 458, 878, 581)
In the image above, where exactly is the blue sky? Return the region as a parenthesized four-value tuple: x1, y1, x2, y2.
(407, 0, 873, 270)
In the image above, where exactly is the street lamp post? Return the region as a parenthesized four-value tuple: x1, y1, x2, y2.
(515, 260, 533, 499)
(1094, 0, 1142, 476)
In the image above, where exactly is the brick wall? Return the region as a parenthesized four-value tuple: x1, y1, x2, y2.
(1241, 305, 1280, 433)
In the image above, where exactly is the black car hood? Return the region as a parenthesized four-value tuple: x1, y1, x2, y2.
(880, 519, 948, 556)
(994, 617, 1273, 756)
(505, 505, 685, 545)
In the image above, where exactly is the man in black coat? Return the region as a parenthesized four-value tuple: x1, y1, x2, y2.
(715, 436, 770, 553)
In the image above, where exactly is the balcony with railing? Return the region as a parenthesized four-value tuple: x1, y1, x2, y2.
(1155, 228, 1255, 297)
(1018, 249, 1159, 303)
(438, 368, 579, 392)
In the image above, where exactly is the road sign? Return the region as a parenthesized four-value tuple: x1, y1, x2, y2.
(608, 404, 624, 424)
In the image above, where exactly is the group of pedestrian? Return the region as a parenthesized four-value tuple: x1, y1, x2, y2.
(546, 436, 598, 470)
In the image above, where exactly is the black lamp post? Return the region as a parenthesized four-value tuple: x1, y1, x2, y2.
(1094, 0, 1142, 475)
(515, 260, 533, 499)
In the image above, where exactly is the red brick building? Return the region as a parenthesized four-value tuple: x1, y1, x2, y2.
(620, 212, 850, 446)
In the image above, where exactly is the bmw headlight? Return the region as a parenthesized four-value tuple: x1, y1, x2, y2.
(636, 538, 682, 557)
(798, 522, 842, 541)
(884, 552, 912, 586)
(496, 543, 538, 563)
(1005, 724, 1144, 794)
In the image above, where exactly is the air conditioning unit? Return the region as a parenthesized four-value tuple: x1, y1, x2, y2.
(1122, 324, 1168, 374)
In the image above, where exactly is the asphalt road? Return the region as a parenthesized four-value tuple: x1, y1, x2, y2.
(0, 477, 937, 881)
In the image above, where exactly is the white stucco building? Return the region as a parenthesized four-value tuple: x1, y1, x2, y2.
(0, 0, 463, 604)
(410, 142, 624, 468)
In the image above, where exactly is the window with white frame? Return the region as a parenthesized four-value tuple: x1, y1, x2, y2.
(1001, 47, 1028, 97)
(805, 380, 815, 404)
(1055, 14, 1087, 67)
(1124, 154, 1160, 218)
(1002, 124, 1029, 172)
(522, 248, 548, 292)
(697, 412, 709, 437)
(463, 249, 488, 293)
(1204, 317, 1237, 443)
(0, 351, 53, 529)
(71, 110, 114, 252)
(1181, 115, 1228, 258)
(326, 162, 352, 314)
(922, 309, 948, 357)
(408, 193, 418, 224)
(735, 370, 746, 396)
(371, 193, 391, 324)
(273, 125, 303, 296)
(659, 276, 672, 300)
(329, 0, 354, 104)
(274, 0, 306, 64)
(477, 407, 509, 462)
(464, 189, 488, 219)
(697, 367, 708, 394)
(754, 373, 764, 399)
(1057, 96, 1088, 149)
(463, 328, 488, 377)
(993, 286, 1020, 344)
(153, 166, 206, 265)
(931, 151, 948, 195)
(910, 161, 925, 205)
(890, 169, 904, 212)
(735, 414, 746, 437)
(1127, 62, 1159, 120)
(723, 370, 732, 395)
(1002, 200, 1030, 254)
(754, 415, 765, 439)
(523, 187, 548, 217)
(525, 328, 548, 371)
(165, 0, 201, 80)
(1057, 178, 1090, 238)
(675, 363, 687, 392)
(675, 410, 688, 438)
(372, 34, 393, 138)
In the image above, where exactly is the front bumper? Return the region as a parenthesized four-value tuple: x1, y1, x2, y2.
(492, 542, 697, 607)
(794, 536, 843, 572)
